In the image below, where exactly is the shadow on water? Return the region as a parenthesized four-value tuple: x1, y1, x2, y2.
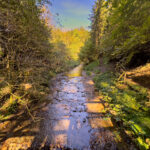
(0, 64, 137, 150)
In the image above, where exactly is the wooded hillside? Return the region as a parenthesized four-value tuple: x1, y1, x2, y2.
(80, 1, 150, 149)
(80, 0, 150, 68)
(0, 0, 88, 119)
(52, 27, 89, 60)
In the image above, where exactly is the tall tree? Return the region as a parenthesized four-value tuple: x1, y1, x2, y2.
(80, 0, 150, 67)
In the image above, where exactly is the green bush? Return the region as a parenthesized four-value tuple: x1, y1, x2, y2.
(93, 72, 150, 150)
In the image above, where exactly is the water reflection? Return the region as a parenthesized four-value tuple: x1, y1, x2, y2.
(53, 119, 70, 131)
(89, 118, 113, 128)
(43, 67, 117, 149)
(54, 133, 68, 146)
(46, 75, 91, 149)
(0, 65, 126, 149)
(86, 102, 105, 113)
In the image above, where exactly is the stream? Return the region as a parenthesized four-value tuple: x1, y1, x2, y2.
(1, 64, 131, 150)
(30, 64, 119, 149)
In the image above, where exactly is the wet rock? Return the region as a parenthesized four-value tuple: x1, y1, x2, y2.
(83, 118, 86, 123)
(88, 129, 92, 133)
(82, 93, 86, 97)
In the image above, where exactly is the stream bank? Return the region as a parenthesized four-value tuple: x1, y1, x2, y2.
(1, 64, 133, 150)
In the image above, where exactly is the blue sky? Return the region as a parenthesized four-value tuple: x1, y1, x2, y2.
(50, 0, 94, 30)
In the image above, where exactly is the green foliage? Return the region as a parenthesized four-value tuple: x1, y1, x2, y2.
(49, 41, 80, 74)
(80, 0, 150, 67)
(93, 72, 150, 149)
(80, 1, 150, 148)
(0, 0, 80, 118)
(105, 0, 150, 65)
(6, 100, 18, 114)
(79, 39, 97, 63)
(50, 41, 70, 73)
(52, 27, 89, 60)
(50, 27, 87, 73)
(84, 61, 99, 71)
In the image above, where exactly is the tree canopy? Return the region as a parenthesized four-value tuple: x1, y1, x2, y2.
(80, 0, 150, 67)
(52, 27, 89, 60)
(0, 0, 89, 118)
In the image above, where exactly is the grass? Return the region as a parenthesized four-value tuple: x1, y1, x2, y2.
(84, 60, 100, 72)
(84, 60, 101, 76)
(91, 68, 150, 150)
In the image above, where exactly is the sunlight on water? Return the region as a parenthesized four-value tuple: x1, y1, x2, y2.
(86, 95, 114, 129)
(86, 80, 94, 85)
(86, 103, 104, 113)
(53, 119, 70, 131)
(67, 64, 83, 77)
(54, 134, 68, 145)
(89, 118, 113, 128)
(62, 85, 78, 93)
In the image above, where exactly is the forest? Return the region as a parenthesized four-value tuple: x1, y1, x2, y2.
(0, 0, 88, 119)
(0, 0, 150, 149)
(80, 0, 150, 67)
(79, 0, 150, 149)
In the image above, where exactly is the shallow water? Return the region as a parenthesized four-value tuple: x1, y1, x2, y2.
(1, 65, 131, 150)
(32, 65, 118, 149)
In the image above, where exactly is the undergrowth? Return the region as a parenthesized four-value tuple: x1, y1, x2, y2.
(84, 62, 150, 150)
(84, 61, 100, 75)
(93, 72, 150, 150)
(0, 59, 79, 121)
